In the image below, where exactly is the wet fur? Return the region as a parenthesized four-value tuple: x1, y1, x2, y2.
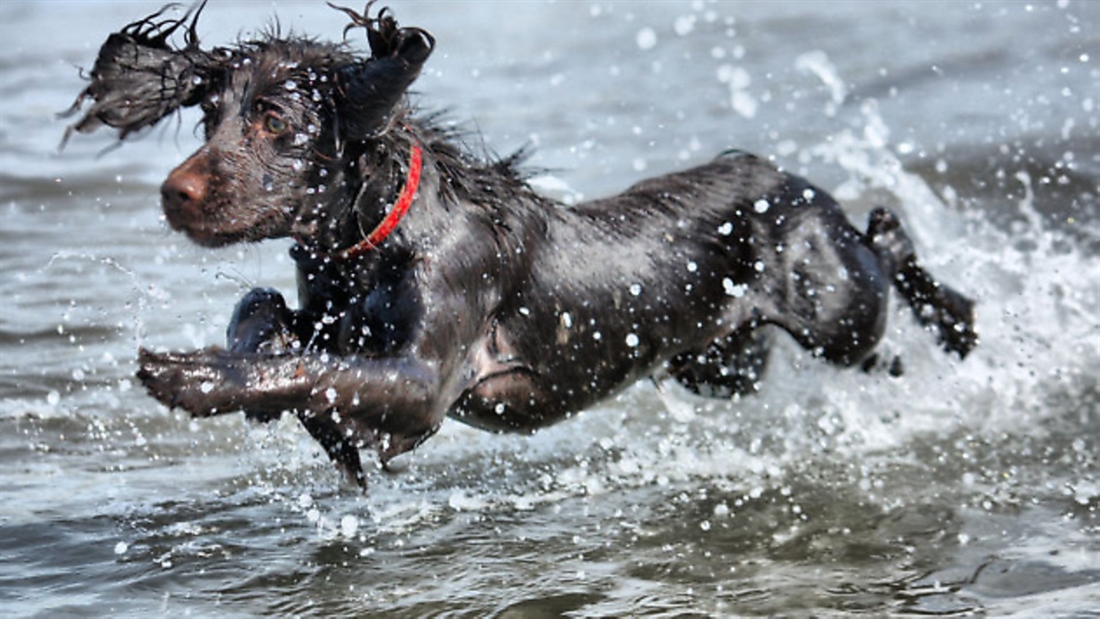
(67, 3, 977, 489)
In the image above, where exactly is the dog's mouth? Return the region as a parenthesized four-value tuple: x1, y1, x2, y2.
(180, 226, 245, 248)
(160, 197, 275, 247)
(163, 213, 246, 247)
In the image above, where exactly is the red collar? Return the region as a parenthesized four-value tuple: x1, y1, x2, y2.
(330, 143, 423, 261)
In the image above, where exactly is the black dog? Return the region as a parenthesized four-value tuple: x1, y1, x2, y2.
(66, 3, 976, 488)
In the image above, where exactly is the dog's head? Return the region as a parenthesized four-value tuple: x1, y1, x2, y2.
(64, 2, 434, 247)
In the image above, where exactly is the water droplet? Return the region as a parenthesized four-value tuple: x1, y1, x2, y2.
(340, 515, 358, 537)
(674, 15, 696, 36)
(723, 278, 746, 297)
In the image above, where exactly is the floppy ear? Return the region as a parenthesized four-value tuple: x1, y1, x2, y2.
(329, 4, 435, 139)
(62, 1, 224, 145)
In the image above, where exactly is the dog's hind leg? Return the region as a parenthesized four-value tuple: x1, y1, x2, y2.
(666, 322, 773, 398)
(748, 196, 976, 367)
(755, 215, 894, 367)
(865, 208, 977, 358)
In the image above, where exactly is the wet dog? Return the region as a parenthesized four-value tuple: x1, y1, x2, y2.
(65, 3, 977, 488)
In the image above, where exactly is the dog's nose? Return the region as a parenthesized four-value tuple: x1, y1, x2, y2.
(161, 164, 208, 215)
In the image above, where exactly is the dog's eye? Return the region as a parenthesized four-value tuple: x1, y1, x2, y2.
(263, 112, 289, 136)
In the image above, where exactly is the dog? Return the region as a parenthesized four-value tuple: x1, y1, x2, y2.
(65, 3, 977, 488)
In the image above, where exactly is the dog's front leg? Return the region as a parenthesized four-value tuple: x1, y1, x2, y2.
(227, 288, 300, 355)
(137, 348, 314, 417)
(225, 288, 307, 422)
(137, 349, 445, 483)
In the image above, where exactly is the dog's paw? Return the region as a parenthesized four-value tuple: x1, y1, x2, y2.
(939, 288, 978, 359)
(860, 352, 905, 377)
(136, 347, 246, 416)
(227, 288, 299, 354)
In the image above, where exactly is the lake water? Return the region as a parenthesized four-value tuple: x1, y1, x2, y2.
(1, 1, 1097, 617)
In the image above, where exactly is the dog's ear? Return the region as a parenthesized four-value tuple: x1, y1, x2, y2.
(61, 1, 225, 146)
(330, 4, 435, 139)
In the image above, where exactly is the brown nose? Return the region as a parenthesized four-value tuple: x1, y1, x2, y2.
(160, 156, 209, 224)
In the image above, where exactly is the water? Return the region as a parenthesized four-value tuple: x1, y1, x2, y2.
(1, 1, 1098, 617)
